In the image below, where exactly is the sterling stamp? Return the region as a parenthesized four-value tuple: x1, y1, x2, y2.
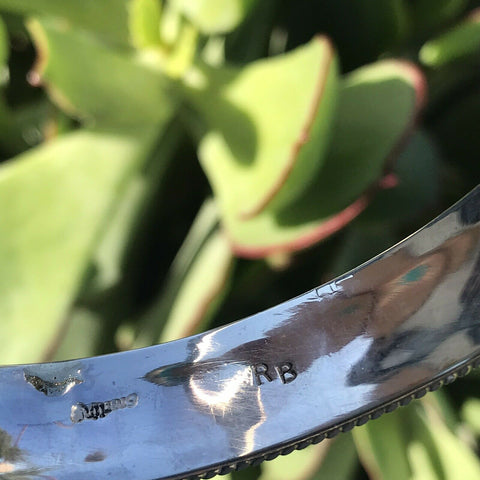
(70, 393, 138, 423)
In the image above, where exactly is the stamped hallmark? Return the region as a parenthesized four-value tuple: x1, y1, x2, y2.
(144, 359, 298, 389)
(70, 393, 138, 423)
(24, 362, 83, 397)
(251, 362, 297, 386)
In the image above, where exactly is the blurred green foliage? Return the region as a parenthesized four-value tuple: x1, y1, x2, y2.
(0, 0, 479, 479)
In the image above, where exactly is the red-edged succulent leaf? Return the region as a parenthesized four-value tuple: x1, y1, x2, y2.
(0, 0, 130, 46)
(185, 36, 339, 220)
(28, 17, 175, 128)
(223, 60, 426, 258)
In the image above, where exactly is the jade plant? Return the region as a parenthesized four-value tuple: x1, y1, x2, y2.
(0, 0, 479, 479)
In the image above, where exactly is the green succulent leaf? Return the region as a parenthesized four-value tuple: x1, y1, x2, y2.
(355, 401, 480, 480)
(310, 434, 358, 480)
(188, 36, 338, 220)
(80, 120, 184, 300)
(0, 129, 153, 364)
(128, 0, 162, 49)
(258, 435, 357, 480)
(51, 307, 103, 361)
(173, 0, 256, 35)
(89, 174, 148, 292)
(420, 9, 480, 67)
(309, 61, 424, 209)
(214, 60, 425, 258)
(133, 199, 228, 347)
(160, 228, 233, 342)
(353, 408, 412, 480)
(53, 123, 185, 359)
(408, 441, 439, 480)
(130, 198, 234, 345)
(28, 17, 175, 128)
(258, 442, 328, 480)
(461, 398, 480, 436)
(413, 403, 480, 480)
(0, 0, 130, 46)
(0, 14, 8, 70)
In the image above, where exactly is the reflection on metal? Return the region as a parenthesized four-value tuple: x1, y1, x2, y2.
(0, 427, 54, 479)
(0, 185, 479, 480)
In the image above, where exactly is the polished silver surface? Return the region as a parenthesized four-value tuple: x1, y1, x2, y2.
(1, 185, 480, 480)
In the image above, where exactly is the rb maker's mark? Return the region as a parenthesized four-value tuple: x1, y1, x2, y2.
(251, 362, 297, 386)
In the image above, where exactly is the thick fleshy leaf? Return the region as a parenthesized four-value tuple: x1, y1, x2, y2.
(408, 440, 439, 480)
(28, 18, 175, 127)
(0, 0, 130, 46)
(353, 408, 412, 480)
(159, 229, 233, 342)
(189, 36, 338, 219)
(128, 0, 162, 48)
(0, 15, 7, 70)
(89, 175, 148, 292)
(424, 391, 459, 433)
(414, 403, 480, 480)
(0, 129, 153, 364)
(258, 443, 328, 480)
(133, 200, 225, 347)
(173, 0, 256, 34)
(221, 60, 425, 258)
(47, 123, 185, 361)
(420, 9, 480, 67)
(258, 436, 356, 480)
(50, 307, 103, 362)
(310, 434, 357, 480)
(164, 21, 199, 78)
(461, 398, 480, 436)
(405, 399, 460, 480)
(357, 401, 480, 480)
